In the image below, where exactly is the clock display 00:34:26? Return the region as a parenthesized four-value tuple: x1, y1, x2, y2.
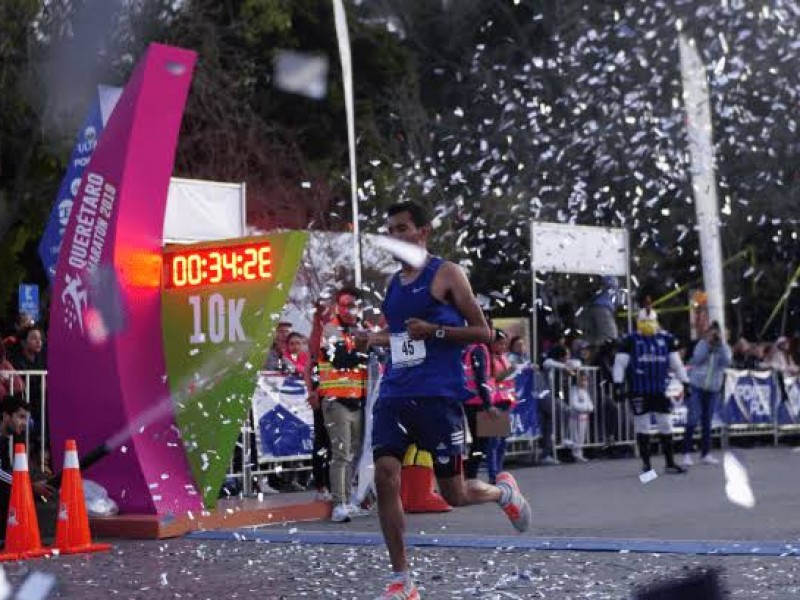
(167, 244, 272, 288)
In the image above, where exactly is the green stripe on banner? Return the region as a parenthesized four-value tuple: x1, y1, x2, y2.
(162, 231, 308, 508)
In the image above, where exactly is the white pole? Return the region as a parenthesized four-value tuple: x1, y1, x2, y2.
(625, 229, 633, 334)
(332, 0, 362, 287)
(679, 34, 726, 334)
(530, 221, 538, 363)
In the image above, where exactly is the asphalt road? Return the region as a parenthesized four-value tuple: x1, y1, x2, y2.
(1, 446, 798, 599)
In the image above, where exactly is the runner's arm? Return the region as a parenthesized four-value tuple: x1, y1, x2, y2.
(407, 262, 490, 344)
(362, 328, 389, 348)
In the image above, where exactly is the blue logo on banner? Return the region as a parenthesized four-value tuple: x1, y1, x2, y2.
(38, 97, 105, 285)
(724, 372, 775, 425)
(258, 404, 313, 457)
(18, 284, 40, 323)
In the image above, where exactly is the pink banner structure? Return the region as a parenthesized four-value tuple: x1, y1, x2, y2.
(48, 44, 203, 516)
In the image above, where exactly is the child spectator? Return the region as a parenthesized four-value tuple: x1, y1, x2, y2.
(568, 372, 594, 462)
(280, 332, 309, 376)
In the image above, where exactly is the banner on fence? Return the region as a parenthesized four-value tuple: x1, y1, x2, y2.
(252, 373, 314, 461)
(723, 370, 775, 426)
(510, 367, 541, 439)
(778, 376, 800, 426)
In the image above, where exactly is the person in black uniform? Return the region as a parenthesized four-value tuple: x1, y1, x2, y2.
(612, 306, 689, 478)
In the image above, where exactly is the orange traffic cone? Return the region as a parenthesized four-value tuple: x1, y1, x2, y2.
(400, 445, 451, 514)
(0, 444, 51, 561)
(52, 440, 111, 555)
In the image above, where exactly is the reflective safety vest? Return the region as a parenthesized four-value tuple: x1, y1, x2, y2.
(491, 354, 517, 407)
(317, 317, 367, 399)
(463, 343, 495, 407)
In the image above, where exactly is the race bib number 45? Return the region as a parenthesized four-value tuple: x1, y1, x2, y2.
(390, 333, 426, 368)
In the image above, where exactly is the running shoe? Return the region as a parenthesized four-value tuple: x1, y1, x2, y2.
(496, 472, 531, 533)
(331, 504, 351, 523)
(345, 503, 371, 518)
(701, 454, 720, 465)
(372, 581, 420, 600)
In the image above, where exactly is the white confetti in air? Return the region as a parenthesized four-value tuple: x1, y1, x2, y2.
(273, 50, 329, 100)
(723, 451, 755, 509)
(371, 235, 427, 268)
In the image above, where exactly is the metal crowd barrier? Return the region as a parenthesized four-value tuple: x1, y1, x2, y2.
(10, 364, 796, 498)
(543, 366, 636, 456)
(540, 367, 800, 459)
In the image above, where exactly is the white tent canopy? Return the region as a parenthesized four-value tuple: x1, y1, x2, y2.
(163, 177, 246, 243)
(530, 221, 631, 360)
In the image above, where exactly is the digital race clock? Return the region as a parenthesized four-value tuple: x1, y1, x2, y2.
(163, 240, 272, 288)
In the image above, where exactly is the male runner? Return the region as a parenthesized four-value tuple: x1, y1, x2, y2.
(363, 201, 531, 600)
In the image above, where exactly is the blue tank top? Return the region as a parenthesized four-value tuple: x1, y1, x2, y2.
(379, 256, 468, 400)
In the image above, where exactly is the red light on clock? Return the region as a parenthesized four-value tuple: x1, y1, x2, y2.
(163, 241, 272, 289)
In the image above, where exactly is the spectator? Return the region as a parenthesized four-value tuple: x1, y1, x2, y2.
(264, 321, 293, 371)
(9, 326, 46, 438)
(751, 343, 769, 369)
(593, 338, 620, 449)
(0, 345, 24, 399)
(582, 275, 620, 345)
(2, 312, 33, 355)
(540, 345, 574, 465)
(731, 338, 758, 370)
(568, 371, 594, 462)
(767, 336, 799, 376)
(305, 299, 332, 501)
(681, 321, 732, 466)
(487, 329, 516, 484)
(571, 339, 593, 367)
(318, 286, 370, 522)
(0, 394, 54, 540)
(280, 332, 309, 376)
(507, 336, 529, 367)
(462, 340, 494, 484)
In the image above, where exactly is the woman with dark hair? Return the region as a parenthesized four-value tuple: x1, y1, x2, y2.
(280, 332, 309, 376)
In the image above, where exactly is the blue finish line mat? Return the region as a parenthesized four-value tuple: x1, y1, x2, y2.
(186, 530, 800, 557)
